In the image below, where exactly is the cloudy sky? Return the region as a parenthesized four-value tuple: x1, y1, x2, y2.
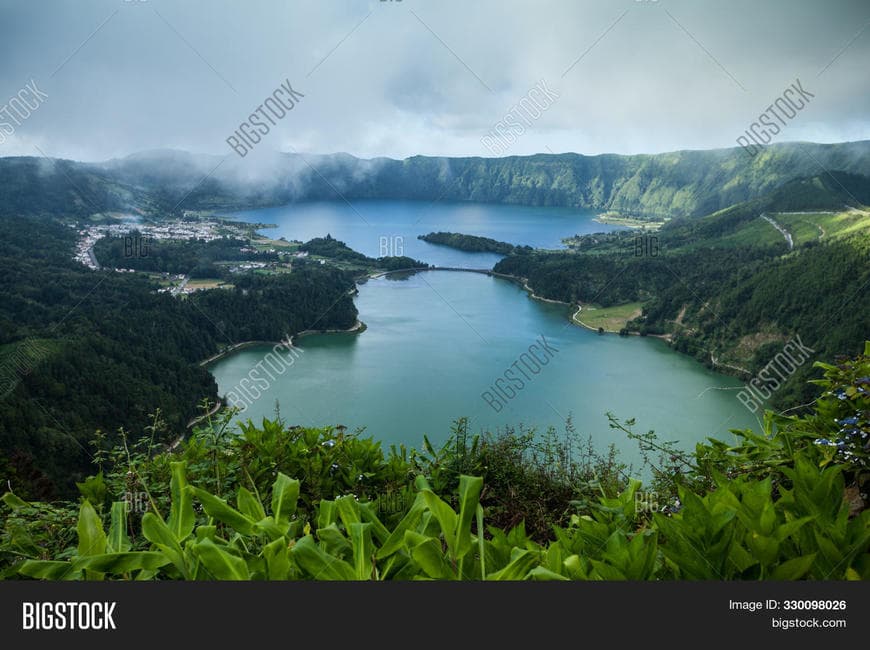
(0, 0, 868, 161)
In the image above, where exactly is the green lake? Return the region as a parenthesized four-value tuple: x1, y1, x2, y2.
(210, 204, 761, 469)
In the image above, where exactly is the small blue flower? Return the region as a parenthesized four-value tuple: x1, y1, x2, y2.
(838, 417, 859, 426)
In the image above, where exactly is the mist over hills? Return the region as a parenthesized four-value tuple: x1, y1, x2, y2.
(1, 140, 869, 220)
(1, 138, 868, 496)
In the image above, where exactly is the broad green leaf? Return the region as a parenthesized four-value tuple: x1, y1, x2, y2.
(194, 539, 250, 580)
(192, 487, 255, 535)
(349, 522, 374, 580)
(376, 493, 427, 559)
(455, 475, 483, 560)
(562, 554, 589, 580)
(262, 537, 292, 580)
(291, 535, 356, 580)
(771, 554, 816, 580)
(18, 560, 80, 580)
(486, 549, 538, 581)
(237, 486, 266, 522)
(335, 495, 361, 531)
(1, 492, 29, 509)
(74, 552, 170, 574)
(142, 512, 187, 578)
(107, 501, 131, 553)
(404, 531, 453, 579)
(527, 566, 569, 581)
(142, 512, 182, 551)
(773, 516, 813, 543)
(253, 516, 287, 542)
(271, 473, 299, 525)
(590, 560, 627, 580)
(76, 473, 106, 507)
(636, 531, 658, 579)
(168, 462, 195, 542)
(195, 525, 218, 542)
(420, 490, 458, 559)
(77, 499, 107, 558)
(317, 523, 353, 557)
(359, 502, 391, 545)
(317, 500, 337, 530)
(476, 504, 486, 580)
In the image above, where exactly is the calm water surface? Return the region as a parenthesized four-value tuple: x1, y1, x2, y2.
(227, 199, 621, 267)
(210, 200, 760, 469)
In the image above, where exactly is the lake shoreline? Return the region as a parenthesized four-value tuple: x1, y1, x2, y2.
(199, 320, 366, 367)
(291, 319, 367, 343)
(207, 269, 758, 455)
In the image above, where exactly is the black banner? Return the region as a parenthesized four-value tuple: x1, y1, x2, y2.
(0, 581, 866, 645)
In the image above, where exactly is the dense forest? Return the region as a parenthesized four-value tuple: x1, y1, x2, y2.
(418, 231, 522, 255)
(93, 234, 279, 277)
(102, 142, 870, 218)
(299, 234, 429, 270)
(2, 141, 870, 220)
(0, 216, 357, 498)
(494, 174, 870, 408)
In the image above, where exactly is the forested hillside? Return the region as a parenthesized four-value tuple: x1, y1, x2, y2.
(2, 147, 867, 496)
(495, 174, 870, 408)
(418, 232, 520, 254)
(2, 141, 869, 219)
(0, 216, 357, 497)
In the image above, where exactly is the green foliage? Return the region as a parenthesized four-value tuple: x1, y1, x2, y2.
(414, 417, 628, 540)
(5, 452, 865, 581)
(4, 142, 870, 218)
(418, 232, 519, 255)
(299, 234, 428, 271)
(2, 346, 868, 580)
(687, 345, 870, 489)
(0, 214, 358, 497)
(495, 186, 869, 409)
(93, 233, 275, 277)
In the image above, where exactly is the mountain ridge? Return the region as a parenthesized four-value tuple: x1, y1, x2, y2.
(1, 140, 868, 219)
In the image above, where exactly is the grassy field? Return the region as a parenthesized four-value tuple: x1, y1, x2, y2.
(573, 301, 644, 332)
(679, 208, 870, 251)
(593, 213, 666, 230)
(251, 235, 298, 250)
(774, 209, 870, 245)
(717, 218, 784, 248)
(185, 278, 231, 290)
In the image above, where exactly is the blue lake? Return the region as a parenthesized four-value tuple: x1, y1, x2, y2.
(211, 201, 760, 470)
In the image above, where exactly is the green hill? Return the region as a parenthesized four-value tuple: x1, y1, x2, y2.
(2, 141, 870, 219)
(494, 172, 870, 408)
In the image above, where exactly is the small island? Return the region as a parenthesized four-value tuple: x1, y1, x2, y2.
(418, 231, 525, 255)
(301, 234, 430, 272)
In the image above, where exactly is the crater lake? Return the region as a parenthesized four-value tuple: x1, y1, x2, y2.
(210, 200, 760, 466)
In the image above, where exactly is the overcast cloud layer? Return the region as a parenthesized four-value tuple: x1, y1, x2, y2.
(0, 0, 868, 162)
